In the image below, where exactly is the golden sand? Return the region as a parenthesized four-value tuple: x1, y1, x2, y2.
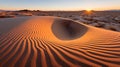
(0, 16, 120, 67)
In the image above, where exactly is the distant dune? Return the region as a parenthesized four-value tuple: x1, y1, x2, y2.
(0, 16, 120, 67)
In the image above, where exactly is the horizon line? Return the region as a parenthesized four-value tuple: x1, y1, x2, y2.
(1, 7, 120, 11)
(1, 9, 120, 11)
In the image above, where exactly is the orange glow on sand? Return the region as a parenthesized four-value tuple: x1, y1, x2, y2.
(0, 16, 120, 67)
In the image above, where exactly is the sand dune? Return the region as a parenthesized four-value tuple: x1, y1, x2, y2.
(0, 16, 120, 67)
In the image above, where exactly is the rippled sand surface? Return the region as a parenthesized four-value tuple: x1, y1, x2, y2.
(0, 16, 120, 67)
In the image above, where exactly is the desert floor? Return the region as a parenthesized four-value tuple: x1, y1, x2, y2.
(0, 16, 120, 67)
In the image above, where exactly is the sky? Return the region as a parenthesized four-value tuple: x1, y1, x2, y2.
(0, 0, 120, 11)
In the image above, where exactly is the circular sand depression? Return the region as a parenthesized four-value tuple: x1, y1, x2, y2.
(52, 18, 88, 40)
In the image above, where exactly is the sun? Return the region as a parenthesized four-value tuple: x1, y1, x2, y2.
(86, 9, 92, 12)
(84, 9, 93, 15)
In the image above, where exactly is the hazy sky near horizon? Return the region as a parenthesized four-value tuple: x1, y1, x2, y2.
(0, 0, 120, 11)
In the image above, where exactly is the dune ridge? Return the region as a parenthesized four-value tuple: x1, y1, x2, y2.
(0, 16, 120, 67)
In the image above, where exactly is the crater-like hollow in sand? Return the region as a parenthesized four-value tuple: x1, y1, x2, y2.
(52, 18, 88, 40)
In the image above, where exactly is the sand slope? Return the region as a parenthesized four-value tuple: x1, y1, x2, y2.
(0, 16, 120, 67)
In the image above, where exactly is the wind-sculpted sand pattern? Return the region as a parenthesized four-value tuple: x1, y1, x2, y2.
(0, 16, 120, 67)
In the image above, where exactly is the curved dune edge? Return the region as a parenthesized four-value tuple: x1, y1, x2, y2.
(52, 18, 88, 40)
(0, 16, 120, 67)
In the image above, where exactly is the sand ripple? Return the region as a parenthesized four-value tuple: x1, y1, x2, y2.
(0, 16, 120, 67)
